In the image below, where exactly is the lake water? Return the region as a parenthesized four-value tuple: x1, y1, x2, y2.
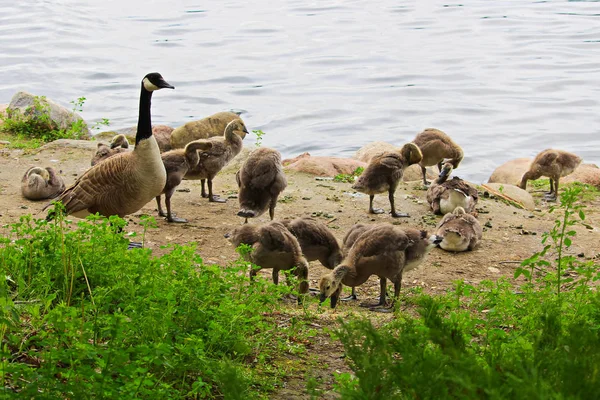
(1, 0, 599, 182)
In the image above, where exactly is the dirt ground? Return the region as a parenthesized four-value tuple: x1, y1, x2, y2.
(1, 141, 599, 398)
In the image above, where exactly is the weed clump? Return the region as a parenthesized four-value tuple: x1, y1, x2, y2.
(333, 167, 364, 183)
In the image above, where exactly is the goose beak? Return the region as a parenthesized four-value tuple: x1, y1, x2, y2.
(439, 166, 450, 179)
(158, 79, 175, 89)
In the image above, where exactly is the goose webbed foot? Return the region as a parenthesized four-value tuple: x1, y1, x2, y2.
(369, 208, 385, 215)
(167, 215, 188, 223)
(391, 211, 410, 218)
(368, 306, 394, 313)
(308, 288, 320, 294)
(158, 210, 168, 218)
(201, 192, 209, 198)
(209, 195, 227, 203)
(127, 241, 143, 250)
(340, 293, 358, 302)
(359, 300, 387, 308)
(544, 193, 557, 202)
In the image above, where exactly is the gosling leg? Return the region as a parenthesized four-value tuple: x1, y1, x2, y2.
(389, 188, 409, 218)
(437, 161, 443, 173)
(545, 177, 559, 202)
(421, 165, 429, 186)
(201, 179, 208, 198)
(165, 189, 188, 223)
(368, 195, 385, 215)
(340, 287, 358, 301)
(156, 195, 167, 218)
(269, 197, 278, 220)
(207, 179, 226, 203)
(371, 276, 402, 313)
(360, 277, 387, 308)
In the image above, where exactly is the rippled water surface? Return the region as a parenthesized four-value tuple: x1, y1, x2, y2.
(1, 0, 599, 182)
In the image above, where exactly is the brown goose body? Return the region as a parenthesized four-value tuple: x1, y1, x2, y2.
(236, 147, 287, 222)
(225, 221, 309, 301)
(519, 149, 582, 201)
(91, 134, 130, 166)
(48, 73, 174, 220)
(155, 140, 213, 222)
(319, 224, 441, 310)
(351, 143, 422, 217)
(21, 166, 65, 200)
(282, 217, 342, 269)
(184, 119, 247, 202)
(426, 163, 478, 215)
(435, 207, 482, 252)
(170, 111, 244, 149)
(413, 128, 463, 185)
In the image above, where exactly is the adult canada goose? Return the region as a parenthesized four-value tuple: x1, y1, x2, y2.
(435, 206, 482, 252)
(184, 119, 247, 202)
(21, 166, 65, 200)
(426, 162, 479, 215)
(155, 139, 213, 223)
(519, 149, 582, 201)
(170, 111, 244, 149)
(236, 147, 287, 223)
(413, 128, 463, 186)
(351, 143, 422, 217)
(91, 134, 130, 166)
(47, 72, 174, 246)
(319, 224, 441, 312)
(225, 221, 309, 303)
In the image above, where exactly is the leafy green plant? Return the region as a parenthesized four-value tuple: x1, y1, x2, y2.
(252, 129, 266, 147)
(334, 167, 364, 183)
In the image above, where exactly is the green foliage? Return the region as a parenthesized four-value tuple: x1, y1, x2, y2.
(334, 186, 600, 399)
(0, 96, 109, 146)
(0, 210, 298, 398)
(252, 129, 266, 147)
(333, 167, 364, 183)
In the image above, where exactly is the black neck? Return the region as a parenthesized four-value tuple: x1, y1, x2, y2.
(136, 84, 153, 145)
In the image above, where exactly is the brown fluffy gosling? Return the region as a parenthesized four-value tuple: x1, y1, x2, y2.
(236, 147, 288, 223)
(435, 207, 482, 252)
(319, 224, 442, 312)
(519, 149, 582, 201)
(91, 134, 130, 166)
(338, 223, 376, 301)
(351, 143, 422, 217)
(426, 162, 478, 215)
(413, 128, 463, 186)
(170, 111, 244, 149)
(155, 140, 213, 223)
(184, 119, 247, 202)
(225, 221, 309, 303)
(21, 166, 65, 200)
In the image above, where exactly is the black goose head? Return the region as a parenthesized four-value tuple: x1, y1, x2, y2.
(142, 72, 175, 92)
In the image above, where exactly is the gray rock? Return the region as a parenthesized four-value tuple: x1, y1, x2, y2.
(8, 92, 90, 138)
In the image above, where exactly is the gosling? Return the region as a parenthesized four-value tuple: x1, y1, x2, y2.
(184, 119, 247, 202)
(519, 149, 582, 201)
(339, 223, 376, 301)
(413, 128, 463, 186)
(426, 162, 478, 215)
(225, 221, 309, 303)
(282, 217, 343, 269)
(170, 111, 243, 149)
(351, 143, 422, 217)
(435, 207, 482, 252)
(21, 166, 65, 200)
(156, 140, 213, 223)
(91, 134, 130, 166)
(319, 224, 441, 312)
(237, 147, 287, 223)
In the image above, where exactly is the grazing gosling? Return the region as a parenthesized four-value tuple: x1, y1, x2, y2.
(155, 140, 213, 223)
(21, 166, 65, 200)
(225, 221, 309, 303)
(426, 162, 479, 215)
(184, 119, 247, 202)
(352, 143, 422, 217)
(519, 149, 582, 201)
(91, 134, 130, 166)
(338, 223, 376, 301)
(413, 128, 463, 186)
(319, 224, 441, 311)
(236, 147, 288, 223)
(435, 207, 482, 252)
(282, 217, 343, 269)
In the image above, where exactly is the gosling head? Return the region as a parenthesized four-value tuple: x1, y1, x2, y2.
(110, 134, 130, 149)
(438, 162, 454, 181)
(422, 229, 443, 248)
(224, 224, 259, 247)
(318, 273, 341, 307)
(28, 167, 50, 182)
(142, 72, 175, 92)
(225, 119, 250, 140)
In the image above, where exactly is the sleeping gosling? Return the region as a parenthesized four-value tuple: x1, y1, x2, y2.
(412, 128, 463, 186)
(435, 206, 482, 252)
(91, 134, 130, 166)
(319, 224, 441, 312)
(519, 149, 582, 201)
(426, 162, 478, 215)
(351, 143, 422, 217)
(225, 221, 309, 303)
(21, 166, 65, 200)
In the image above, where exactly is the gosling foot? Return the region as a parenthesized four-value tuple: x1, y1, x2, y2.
(368, 306, 394, 313)
(167, 216, 188, 223)
(340, 294, 358, 302)
(127, 241, 143, 250)
(369, 208, 385, 215)
(391, 211, 410, 218)
(209, 196, 227, 203)
(158, 211, 168, 218)
(359, 300, 386, 308)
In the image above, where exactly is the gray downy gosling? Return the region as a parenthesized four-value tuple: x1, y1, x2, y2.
(519, 149, 582, 201)
(319, 224, 442, 312)
(225, 221, 310, 304)
(435, 206, 482, 252)
(156, 139, 213, 223)
(426, 162, 478, 215)
(21, 166, 65, 200)
(91, 134, 130, 166)
(338, 223, 376, 301)
(236, 147, 287, 223)
(412, 128, 463, 186)
(184, 119, 247, 202)
(351, 143, 422, 217)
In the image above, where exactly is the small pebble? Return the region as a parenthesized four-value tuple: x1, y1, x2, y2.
(484, 221, 492, 228)
(577, 252, 585, 258)
(20, 205, 28, 209)
(176, 188, 191, 193)
(302, 197, 311, 200)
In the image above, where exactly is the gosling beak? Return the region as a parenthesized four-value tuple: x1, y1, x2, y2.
(433, 235, 443, 245)
(319, 293, 327, 303)
(330, 294, 339, 309)
(243, 126, 249, 134)
(224, 232, 231, 239)
(438, 166, 450, 179)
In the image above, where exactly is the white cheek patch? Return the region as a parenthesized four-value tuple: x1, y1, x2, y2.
(142, 77, 160, 91)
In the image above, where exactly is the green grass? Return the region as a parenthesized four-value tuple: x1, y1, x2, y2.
(333, 167, 364, 183)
